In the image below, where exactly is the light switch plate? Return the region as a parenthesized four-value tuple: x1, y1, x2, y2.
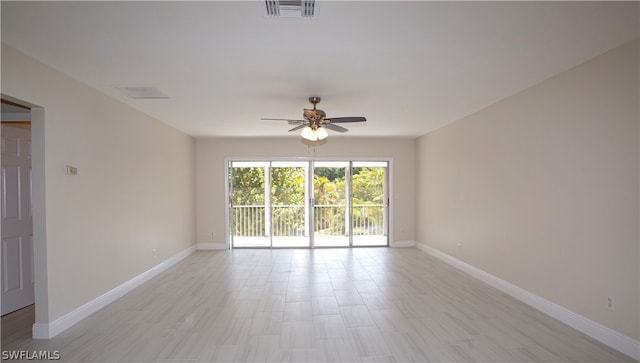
(66, 166, 78, 175)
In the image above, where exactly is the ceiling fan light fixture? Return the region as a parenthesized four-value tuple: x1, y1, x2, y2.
(301, 126, 317, 141)
(316, 126, 328, 140)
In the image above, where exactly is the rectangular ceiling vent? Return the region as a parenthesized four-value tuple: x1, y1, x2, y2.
(116, 86, 169, 99)
(266, 0, 315, 18)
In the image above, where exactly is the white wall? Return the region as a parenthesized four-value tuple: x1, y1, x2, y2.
(415, 39, 639, 340)
(196, 137, 415, 246)
(1, 45, 197, 323)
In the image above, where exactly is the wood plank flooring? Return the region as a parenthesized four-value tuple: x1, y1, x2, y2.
(1, 304, 35, 348)
(1, 248, 635, 362)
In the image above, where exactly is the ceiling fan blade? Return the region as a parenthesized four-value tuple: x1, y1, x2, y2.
(323, 123, 349, 133)
(262, 118, 305, 124)
(325, 117, 367, 123)
(288, 124, 307, 132)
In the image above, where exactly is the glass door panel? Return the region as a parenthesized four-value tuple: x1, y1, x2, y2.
(313, 161, 349, 247)
(230, 161, 269, 247)
(271, 162, 309, 248)
(351, 161, 388, 246)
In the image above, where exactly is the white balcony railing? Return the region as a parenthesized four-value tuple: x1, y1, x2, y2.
(232, 204, 386, 238)
(352, 204, 386, 236)
(232, 205, 265, 237)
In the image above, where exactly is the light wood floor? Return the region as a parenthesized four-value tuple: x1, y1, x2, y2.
(1, 304, 35, 348)
(1, 248, 635, 362)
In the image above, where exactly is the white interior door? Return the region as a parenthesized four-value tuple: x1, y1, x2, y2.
(1, 124, 34, 315)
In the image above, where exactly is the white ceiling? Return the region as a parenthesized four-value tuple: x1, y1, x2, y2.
(2, 1, 638, 138)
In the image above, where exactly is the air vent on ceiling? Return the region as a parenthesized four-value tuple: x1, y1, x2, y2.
(265, 0, 315, 18)
(116, 86, 169, 99)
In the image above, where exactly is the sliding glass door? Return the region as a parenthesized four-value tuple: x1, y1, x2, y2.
(230, 162, 269, 247)
(229, 160, 388, 248)
(271, 162, 309, 248)
(351, 162, 388, 246)
(312, 162, 349, 247)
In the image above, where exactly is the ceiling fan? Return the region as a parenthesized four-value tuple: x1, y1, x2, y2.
(262, 97, 366, 141)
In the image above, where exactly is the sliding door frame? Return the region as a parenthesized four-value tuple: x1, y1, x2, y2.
(225, 156, 393, 249)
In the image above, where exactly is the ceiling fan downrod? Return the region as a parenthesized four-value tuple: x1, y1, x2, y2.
(308, 96, 321, 109)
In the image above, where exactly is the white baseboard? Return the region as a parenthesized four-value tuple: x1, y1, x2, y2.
(390, 240, 415, 248)
(32, 245, 197, 339)
(197, 242, 228, 250)
(415, 242, 640, 360)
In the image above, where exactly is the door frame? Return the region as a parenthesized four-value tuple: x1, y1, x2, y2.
(225, 156, 393, 249)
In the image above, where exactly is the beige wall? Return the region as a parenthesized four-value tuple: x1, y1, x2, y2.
(196, 137, 415, 246)
(1, 45, 197, 322)
(416, 40, 639, 340)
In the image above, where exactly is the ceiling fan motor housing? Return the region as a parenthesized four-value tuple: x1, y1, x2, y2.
(303, 108, 326, 125)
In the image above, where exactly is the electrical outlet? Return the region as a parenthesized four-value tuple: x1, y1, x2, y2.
(606, 296, 615, 311)
(457, 243, 462, 248)
(152, 248, 157, 259)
